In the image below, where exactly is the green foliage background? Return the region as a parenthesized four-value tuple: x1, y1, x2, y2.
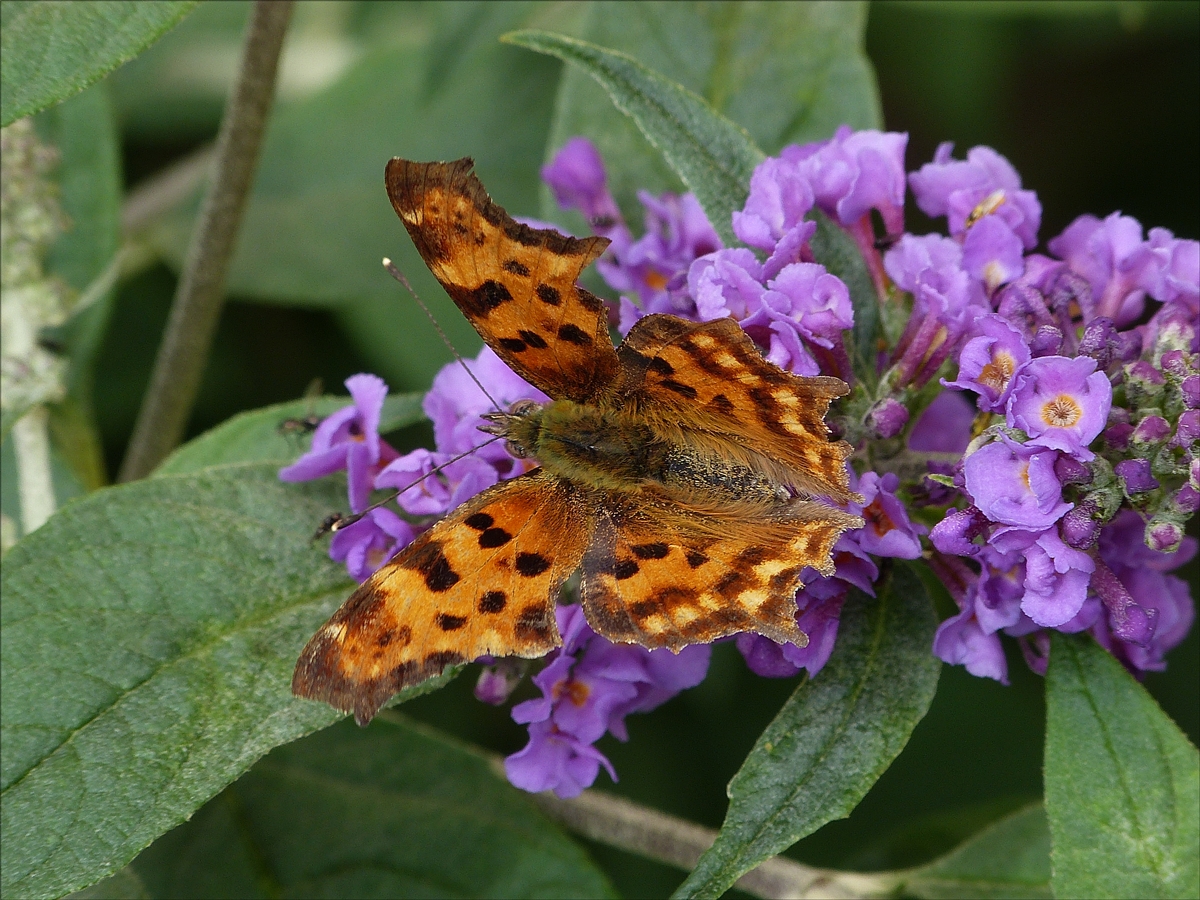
(1, 2, 1197, 898)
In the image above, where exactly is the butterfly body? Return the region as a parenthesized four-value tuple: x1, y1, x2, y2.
(292, 158, 863, 726)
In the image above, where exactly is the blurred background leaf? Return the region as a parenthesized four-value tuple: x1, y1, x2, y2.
(0, 0, 198, 126)
(76, 716, 615, 899)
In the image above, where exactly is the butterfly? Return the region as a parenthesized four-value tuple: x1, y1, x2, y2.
(292, 158, 863, 726)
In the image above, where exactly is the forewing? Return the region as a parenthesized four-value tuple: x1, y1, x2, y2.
(386, 157, 619, 401)
(293, 471, 595, 725)
(580, 499, 859, 652)
(612, 314, 856, 503)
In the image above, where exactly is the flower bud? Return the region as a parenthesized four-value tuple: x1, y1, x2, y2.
(1103, 422, 1134, 450)
(1078, 317, 1115, 366)
(1131, 415, 1171, 446)
(1173, 483, 1200, 515)
(1172, 409, 1200, 449)
(1029, 326, 1063, 358)
(1061, 502, 1101, 549)
(1115, 458, 1159, 495)
(1182, 374, 1200, 409)
(1113, 330, 1142, 363)
(1054, 454, 1093, 485)
(867, 397, 909, 439)
(1146, 519, 1184, 554)
(1160, 349, 1189, 378)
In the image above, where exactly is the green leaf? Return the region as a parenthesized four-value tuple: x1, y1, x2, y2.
(0, 1, 198, 126)
(674, 561, 940, 898)
(155, 392, 425, 477)
(901, 802, 1051, 899)
(119, 716, 615, 898)
(537, 2, 880, 227)
(504, 28, 764, 247)
(0, 464, 451, 899)
(809, 210, 880, 388)
(145, 3, 567, 395)
(1045, 633, 1200, 899)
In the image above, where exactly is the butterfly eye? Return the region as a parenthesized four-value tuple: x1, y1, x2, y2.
(505, 439, 531, 459)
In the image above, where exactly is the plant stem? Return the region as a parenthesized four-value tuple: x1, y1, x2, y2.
(12, 405, 55, 534)
(486, 757, 899, 899)
(118, 1, 293, 482)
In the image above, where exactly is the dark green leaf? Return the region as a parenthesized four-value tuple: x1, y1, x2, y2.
(0, 464, 451, 899)
(901, 802, 1051, 899)
(1045, 633, 1200, 899)
(674, 561, 940, 898)
(538, 2, 880, 227)
(0, 1, 197, 126)
(155, 392, 425, 477)
(120, 716, 615, 899)
(504, 28, 764, 247)
(809, 210, 880, 388)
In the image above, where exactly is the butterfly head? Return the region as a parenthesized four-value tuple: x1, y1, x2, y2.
(479, 399, 544, 460)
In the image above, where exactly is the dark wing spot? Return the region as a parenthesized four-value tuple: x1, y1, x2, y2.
(631, 542, 670, 560)
(503, 259, 531, 276)
(498, 337, 527, 353)
(426, 650, 466, 671)
(629, 600, 659, 619)
(614, 559, 639, 580)
(478, 527, 512, 549)
(517, 329, 549, 350)
(770, 567, 801, 592)
(709, 394, 735, 414)
(515, 552, 551, 577)
(437, 613, 468, 631)
(557, 323, 592, 346)
(647, 357, 674, 376)
(576, 288, 605, 312)
(474, 280, 513, 312)
(377, 625, 412, 648)
(535, 284, 561, 306)
(452, 222, 469, 236)
(515, 604, 554, 640)
(736, 546, 769, 567)
(660, 379, 699, 399)
(402, 542, 460, 593)
(685, 550, 708, 569)
(714, 571, 750, 600)
(478, 591, 507, 613)
(465, 513, 494, 531)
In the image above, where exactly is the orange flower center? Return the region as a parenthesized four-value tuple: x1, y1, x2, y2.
(1039, 393, 1082, 428)
(554, 678, 591, 707)
(863, 498, 895, 537)
(644, 270, 669, 291)
(978, 351, 1016, 392)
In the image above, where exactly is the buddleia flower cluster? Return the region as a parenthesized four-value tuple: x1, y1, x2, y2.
(281, 129, 1195, 799)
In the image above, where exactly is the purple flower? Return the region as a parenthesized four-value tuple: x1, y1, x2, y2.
(884, 233, 988, 385)
(943, 314, 1031, 412)
(1006, 356, 1112, 460)
(933, 598, 1009, 683)
(505, 605, 710, 798)
(786, 126, 908, 235)
(1015, 527, 1095, 628)
(377, 348, 546, 515)
(328, 507, 416, 582)
(963, 438, 1071, 529)
(279, 373, 398, 513)
(736, 583, 849, 680)
(867, 397, 909, 439)
(542, 137, 624, 233)
(909, 390, 976, 452)
(1047, 212, 1159, 327)
(504, 720, 618, 799)
(908, 142, 1041, 248)
(855, 471, 926, 559)
(962, 215, 1026, 294)
(1094, 510, 1197, 672)
(732, 155, 817, 277)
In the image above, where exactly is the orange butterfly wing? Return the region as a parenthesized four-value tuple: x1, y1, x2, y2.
(580, 497, 858, 652)
(293, 472, 596, 725)
(385, 158, 619, 401)
(610, 314, 857, 505)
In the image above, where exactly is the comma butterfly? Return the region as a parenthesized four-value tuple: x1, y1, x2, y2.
(292, 158, 863, 725)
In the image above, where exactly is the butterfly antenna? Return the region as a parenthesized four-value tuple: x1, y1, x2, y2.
(382, 257, 504, 412)
(313, 435, 505, 540)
